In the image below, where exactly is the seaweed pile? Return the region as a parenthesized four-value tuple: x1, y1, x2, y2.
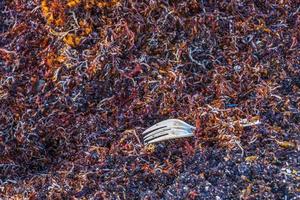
(0, 0, 299, 199)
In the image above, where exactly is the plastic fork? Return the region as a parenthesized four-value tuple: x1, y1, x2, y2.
(142, 118, 261, 144)
(142, 119, 196, 145)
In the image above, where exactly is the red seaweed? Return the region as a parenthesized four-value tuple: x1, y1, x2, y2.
(0, 0, 299, 199)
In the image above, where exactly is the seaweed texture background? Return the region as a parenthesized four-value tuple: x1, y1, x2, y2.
(0, 0, 299, 199)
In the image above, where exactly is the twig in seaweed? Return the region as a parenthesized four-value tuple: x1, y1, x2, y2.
(70, 11, 80, 28)
(0, 76, 15, 85)
(188, 47, 215, 69)
(49, 28, 78, 40)
(234, 139, 244, 157)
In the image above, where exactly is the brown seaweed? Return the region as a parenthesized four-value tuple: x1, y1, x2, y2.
(0, 0, 299, 199)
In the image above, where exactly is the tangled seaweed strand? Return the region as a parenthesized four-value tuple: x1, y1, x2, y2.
(0, 0, 299, 199)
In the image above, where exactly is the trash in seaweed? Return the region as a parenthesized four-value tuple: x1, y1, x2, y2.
(0, 0, 299, 199)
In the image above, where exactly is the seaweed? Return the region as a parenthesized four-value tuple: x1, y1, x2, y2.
(0, 0, 299, 199)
